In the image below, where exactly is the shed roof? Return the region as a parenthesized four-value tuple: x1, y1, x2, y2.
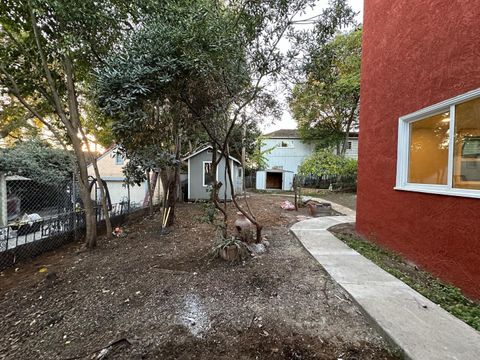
(258, 169, 294, 173)
(182, 145, 241, 164)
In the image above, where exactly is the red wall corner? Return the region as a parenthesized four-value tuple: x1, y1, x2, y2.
(357, 0, 480, 299)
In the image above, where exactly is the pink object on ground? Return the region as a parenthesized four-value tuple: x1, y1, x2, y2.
(280, 200, 295, 210)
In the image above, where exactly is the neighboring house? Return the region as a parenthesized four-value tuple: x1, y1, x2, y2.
(255, 129, 358, 190)
(183, 145, 243, 201)
(87, 146, 163, 207)
(358, 1, 480, 299)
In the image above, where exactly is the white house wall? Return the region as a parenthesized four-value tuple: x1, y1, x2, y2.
(256, 171, 266, 190)
(335, 138, 359, 160)
(88, 147, 164, 206)
(262, 139, 315, 173)
(262, 138, 359, 175)
(283, 172, 294, 191)
(106, 181, 145, 205)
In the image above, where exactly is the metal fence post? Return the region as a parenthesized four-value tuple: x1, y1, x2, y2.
(0, 172, 7, 227)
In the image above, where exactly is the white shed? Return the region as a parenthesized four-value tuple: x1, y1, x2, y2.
(256, 169, 294, 191)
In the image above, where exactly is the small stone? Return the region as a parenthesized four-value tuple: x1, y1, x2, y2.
(247, 243, 266, 255)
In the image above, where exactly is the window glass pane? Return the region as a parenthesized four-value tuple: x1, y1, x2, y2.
(453, 98, 480, 189)
(115, 154, 124, 165)
(279, 140, 293, 148)
(408, 112, 450, 184)
(204, 162, 214, 186)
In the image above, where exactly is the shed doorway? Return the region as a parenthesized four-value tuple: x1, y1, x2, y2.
(266, 172, 282, 189)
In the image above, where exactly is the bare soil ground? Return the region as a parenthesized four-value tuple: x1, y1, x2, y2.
(300, 189, 357, 210)
(0, 194, 398, 360)
(254, 189, 357, 210)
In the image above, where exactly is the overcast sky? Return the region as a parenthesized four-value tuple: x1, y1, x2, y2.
(262, 0, 364, 133)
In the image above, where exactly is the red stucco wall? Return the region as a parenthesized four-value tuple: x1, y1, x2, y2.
(357, 1, 480, 299)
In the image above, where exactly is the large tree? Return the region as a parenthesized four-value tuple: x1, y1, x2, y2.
(0, 0, 148, 247)
(96, 0, 316, 241)
(96, 1, 234, 230)
(289, 0, 360, 155)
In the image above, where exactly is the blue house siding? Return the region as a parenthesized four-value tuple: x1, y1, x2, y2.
(256, 129, 358, 190)
(262, 138, 315, 173)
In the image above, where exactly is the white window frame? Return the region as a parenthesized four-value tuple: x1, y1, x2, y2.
(278, 140, 294, 149)
(395, 88, 480, 199)
(115, 153, 124, 165)
(202, 161, 219, 187)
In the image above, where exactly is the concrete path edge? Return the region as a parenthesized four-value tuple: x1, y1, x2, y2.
(290, 197, 480, 360)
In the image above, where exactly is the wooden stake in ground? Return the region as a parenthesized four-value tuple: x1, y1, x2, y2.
(293, 175, 299, 211)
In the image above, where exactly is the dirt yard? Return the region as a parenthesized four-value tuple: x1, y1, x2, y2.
(300, 189, 357, 210)
(0, 194, 398, 359)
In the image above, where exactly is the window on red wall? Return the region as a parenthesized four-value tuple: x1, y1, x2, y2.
(453, 98, 480, 190)
(396, 89, 480, 198)
(408, 112, 450, 185)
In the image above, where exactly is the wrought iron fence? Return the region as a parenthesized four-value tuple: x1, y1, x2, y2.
(0, 174, 146, 270)
(244, 173, 257, 189)
(244, 171, 356, 191)
(297, 174, 357, 191)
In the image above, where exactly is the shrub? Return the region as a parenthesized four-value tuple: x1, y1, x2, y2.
(298, 149, 357, 177)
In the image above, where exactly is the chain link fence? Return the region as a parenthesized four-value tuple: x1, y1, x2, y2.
(0, 173, 147, 269)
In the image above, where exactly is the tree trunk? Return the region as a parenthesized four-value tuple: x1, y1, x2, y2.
(224, 146, 262, 243)
(166, 172, 176, 226)
(145, 171, 154, 216)
(340, 126, 350, 156)
(127, 183, 131, 213)
(70, 136, 97, 248)
(210, 145, 228, 238)
(63, 55, 99, 247)
(340, 105, 357, 156)
(166, 134, 181, 226)
(79, 129, 112, 239)
(91, 160, 112, 238)
(29, 13, 98, 247)
(241, 123, 246, 192)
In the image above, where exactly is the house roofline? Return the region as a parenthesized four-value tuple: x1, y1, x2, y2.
(87, 145, 117, 167)
(182, 145, 241, 164)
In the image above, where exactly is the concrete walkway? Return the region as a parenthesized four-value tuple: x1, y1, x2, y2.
(290, 204, 480, 360)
